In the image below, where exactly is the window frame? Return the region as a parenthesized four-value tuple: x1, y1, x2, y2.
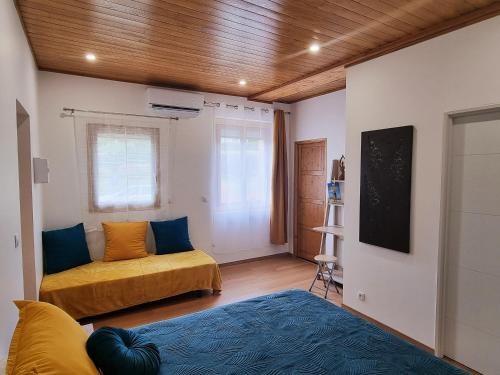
(86, 123, 161, 213)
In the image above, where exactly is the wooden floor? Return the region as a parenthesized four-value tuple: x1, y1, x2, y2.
(88, 253, 341, 329)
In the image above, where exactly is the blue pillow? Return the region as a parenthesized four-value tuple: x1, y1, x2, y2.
(86, 327, 160, 375)
(150, 216, 194, 255)
(42, 223, 92, 274)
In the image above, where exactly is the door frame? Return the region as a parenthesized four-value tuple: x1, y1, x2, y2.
(16, 100, 37, 300)
(435, 104, 500, 358)
(293, 138, 327, 259)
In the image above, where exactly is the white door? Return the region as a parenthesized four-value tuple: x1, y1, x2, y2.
(444, 111, 500, 374)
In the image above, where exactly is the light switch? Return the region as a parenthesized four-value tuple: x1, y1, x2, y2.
(14, 234, 20, 249)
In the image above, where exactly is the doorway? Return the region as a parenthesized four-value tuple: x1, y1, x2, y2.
(441, 109, 500, 374)
(294, 139, 326, 262)
(16, 100, 36, 300)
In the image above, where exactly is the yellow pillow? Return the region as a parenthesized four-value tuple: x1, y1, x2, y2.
(7, 300, 99, 375)
(102, 221, 148, 262)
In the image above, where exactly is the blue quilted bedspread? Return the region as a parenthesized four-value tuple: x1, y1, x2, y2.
(133, 289, 467, 374)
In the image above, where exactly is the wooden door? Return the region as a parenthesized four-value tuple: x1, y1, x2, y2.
(294, 139, 326, 262)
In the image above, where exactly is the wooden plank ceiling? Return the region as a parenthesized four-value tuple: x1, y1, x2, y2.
(17, 0, 500, 103)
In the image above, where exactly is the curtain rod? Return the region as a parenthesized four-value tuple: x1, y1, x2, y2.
(61, 107, 179, 120)
(203, 101, 291, 114)
(61, 105, 290, 119)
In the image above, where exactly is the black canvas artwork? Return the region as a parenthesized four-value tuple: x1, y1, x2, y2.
(359, 126, 413, 253)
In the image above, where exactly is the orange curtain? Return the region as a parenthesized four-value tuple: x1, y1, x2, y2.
(270, 110, 288, 244)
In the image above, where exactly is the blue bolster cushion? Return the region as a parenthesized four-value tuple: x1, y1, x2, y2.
(86, 327, 160, 375)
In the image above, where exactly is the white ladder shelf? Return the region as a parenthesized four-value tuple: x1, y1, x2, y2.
(312, 183, 344, 285)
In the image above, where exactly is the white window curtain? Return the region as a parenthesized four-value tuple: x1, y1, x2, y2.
(73, 114, 173, 259)
(211, 116, 275, 255)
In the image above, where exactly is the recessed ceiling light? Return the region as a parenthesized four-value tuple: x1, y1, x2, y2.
(239, 79, 247, 86)
(85, 53, 96, 62)
(309, 43, 320, 53)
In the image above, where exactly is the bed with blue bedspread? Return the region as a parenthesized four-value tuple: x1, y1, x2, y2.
(133, 289, 467, 374)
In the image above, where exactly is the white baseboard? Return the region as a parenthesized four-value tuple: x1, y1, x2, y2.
(214, 246, 289, 264)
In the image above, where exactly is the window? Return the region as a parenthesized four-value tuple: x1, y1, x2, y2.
(87, 123, 160, 212)
(215, 120, 272, 209)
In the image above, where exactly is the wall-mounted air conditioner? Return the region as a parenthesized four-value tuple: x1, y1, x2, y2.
(146, 88, 204, 119)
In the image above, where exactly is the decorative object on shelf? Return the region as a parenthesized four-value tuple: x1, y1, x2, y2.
(338, 155, 345, 180)
(359, 126, 413, 253)
(331, 156, 345, 181)
(332, 159, 340, 180)
(328, 182, 334, 200)
(328, 181, 342, 202)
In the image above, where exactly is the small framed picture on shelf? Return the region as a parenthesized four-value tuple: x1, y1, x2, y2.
(328, 181, 342, 202)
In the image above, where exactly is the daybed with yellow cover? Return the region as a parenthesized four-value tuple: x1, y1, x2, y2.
(40, 249, 222, 319)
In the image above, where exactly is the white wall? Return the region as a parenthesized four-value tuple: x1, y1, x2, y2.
(0, 1, 43, 359)
(38, 71, 290, 264)
(291, 90, 346, 259)
(292, 90, 346, 161)
(344, 16, 500, 348)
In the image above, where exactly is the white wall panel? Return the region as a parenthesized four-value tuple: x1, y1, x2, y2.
(450, 154, 500, 215)
(452, 119, 500, 155)
(445, 265, 500, 337)
(448, 211, 500, 277)
(445, 318, 500, 374)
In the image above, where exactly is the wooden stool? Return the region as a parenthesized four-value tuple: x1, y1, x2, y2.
(309, 254, 339, 299)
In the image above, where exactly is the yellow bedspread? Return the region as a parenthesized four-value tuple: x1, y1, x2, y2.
(39, 250, 222, 320)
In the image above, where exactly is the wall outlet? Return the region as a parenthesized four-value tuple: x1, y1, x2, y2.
(357, 291, 366, 301)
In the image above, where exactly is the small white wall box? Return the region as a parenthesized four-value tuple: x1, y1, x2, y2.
(33, 158, 49, 183)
